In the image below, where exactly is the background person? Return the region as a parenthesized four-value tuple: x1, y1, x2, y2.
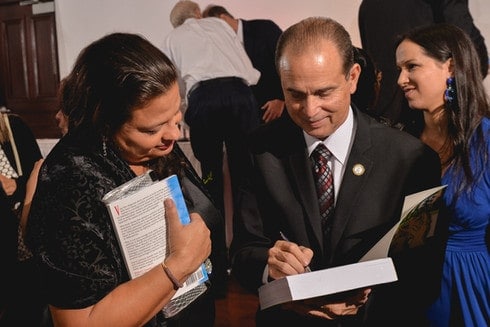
(395, 23, 490, 326)
(358, 0, 489, 136)
(352, 47, 382, 117)
(202, 4, 285, 123)
(0, 103, 44, 326)
(162, 1, 260, 294)
(26, 32, 217, 327)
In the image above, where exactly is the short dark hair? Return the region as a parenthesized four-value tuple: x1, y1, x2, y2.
(352, 47, 379, 112)
(202, 5, 234, 19)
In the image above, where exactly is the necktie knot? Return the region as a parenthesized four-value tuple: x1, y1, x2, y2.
(312, 142, 332, 159)
(312, 143, 332, 173)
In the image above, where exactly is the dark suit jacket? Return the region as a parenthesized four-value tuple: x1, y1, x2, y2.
(0, 113, 42, 310)
(358, 0, 488, 132)
(230, 107, 445, 326)
(241, 19, 283, 112)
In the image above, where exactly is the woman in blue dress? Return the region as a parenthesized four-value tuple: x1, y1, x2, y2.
(395, 23, 490, 326)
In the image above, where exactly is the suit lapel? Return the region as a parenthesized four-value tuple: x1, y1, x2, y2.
(272, 111, 377, 257)
(272, 115, 324, 249)
(328, 110, 375, 257)
(268, 113, 323, 250)
(289, 149, 324, 247)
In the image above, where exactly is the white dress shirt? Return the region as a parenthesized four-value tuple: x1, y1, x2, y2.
(161, 17, 260, 101)
(262, 107, 356, 283)
(304, 107, 356, 202)
(236, 19, 244, 44)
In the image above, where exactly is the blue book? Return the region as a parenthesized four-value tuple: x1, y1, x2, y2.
(103, 172, 210, 317)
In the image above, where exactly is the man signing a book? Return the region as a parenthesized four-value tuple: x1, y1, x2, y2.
(230, 17, 446, 327)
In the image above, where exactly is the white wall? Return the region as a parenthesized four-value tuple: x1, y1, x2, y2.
(469, 0, 490, 92)
(55, 0, 489, 88)
(55, 0, 174, 78)
(54, 0, 362, 77)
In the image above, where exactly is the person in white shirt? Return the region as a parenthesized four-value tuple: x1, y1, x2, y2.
(161, 0, 261, 298)
(202, 5, 285, 124)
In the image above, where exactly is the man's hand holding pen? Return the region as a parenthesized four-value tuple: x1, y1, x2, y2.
(267, 232, 314, 280)
(267, 231, 372, 320)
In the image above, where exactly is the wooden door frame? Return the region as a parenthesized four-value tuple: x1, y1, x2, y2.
(0, 1, 61, 138)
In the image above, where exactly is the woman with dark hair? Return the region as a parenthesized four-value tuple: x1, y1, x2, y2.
(396, 23, 490, 326)
(26, 32, 224, 327)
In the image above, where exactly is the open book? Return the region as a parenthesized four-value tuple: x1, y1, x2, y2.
(258, 185, 446, 310)
(360, 185, 446, 261)
(102, 171, 210, 318)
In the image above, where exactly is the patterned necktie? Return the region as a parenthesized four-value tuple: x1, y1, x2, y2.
(311, 143, 334, 231)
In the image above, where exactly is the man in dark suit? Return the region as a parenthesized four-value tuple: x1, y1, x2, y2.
(203, 5, 285, 123)
(358, 0, 488, 135)
(230, 17, 445, 326)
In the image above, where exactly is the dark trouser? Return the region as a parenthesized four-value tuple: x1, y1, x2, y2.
(185, 77, 260, 215)
(0, 209, 50, 326)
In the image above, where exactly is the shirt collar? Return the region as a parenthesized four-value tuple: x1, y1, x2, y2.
(237, 19, 244, 44)
(304, 107, 355, 166)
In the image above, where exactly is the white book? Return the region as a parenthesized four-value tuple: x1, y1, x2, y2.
(258, 257, 397, 310)
(102, 172, 209, 317)
(258, 185, 447, 310)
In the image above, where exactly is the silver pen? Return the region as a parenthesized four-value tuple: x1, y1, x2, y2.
(279, 231, 312, 272)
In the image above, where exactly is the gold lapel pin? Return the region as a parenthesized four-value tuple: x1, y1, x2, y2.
(352, 164, 365, 176)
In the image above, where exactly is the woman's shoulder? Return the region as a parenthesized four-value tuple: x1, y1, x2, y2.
(43, 143, 107, 183)
(3, 112, 23, 123)
(3, 113, 36, 136)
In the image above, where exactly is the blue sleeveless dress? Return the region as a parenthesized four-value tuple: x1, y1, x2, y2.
(426, 117, 490, 326)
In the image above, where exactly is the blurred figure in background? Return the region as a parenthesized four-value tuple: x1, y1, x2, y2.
(162, 0, 260, 216)
(202, 4, 285, 123)
(162, 2, 260, 295)
(352, 47, 381, 115)
(55, 78, 70, 137)
(352, 47, 403, 129)
(55, 109, 68, 137)
(0, 102, 44, 326)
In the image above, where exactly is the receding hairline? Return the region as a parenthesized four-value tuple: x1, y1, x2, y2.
(280, 38, 338, 59)
(275, 17, 354, 75)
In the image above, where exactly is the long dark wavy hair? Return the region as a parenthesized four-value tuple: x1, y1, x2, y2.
(397, 23, 490, 195)
(60, 32, 187, 178)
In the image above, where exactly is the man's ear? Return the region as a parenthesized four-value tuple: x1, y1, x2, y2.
(349, 63, 362, 95)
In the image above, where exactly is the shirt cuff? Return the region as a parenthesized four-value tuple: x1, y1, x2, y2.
(262, 264, 269, 284)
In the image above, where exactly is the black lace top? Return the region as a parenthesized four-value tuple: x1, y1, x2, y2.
(26, 135, 221, 327)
